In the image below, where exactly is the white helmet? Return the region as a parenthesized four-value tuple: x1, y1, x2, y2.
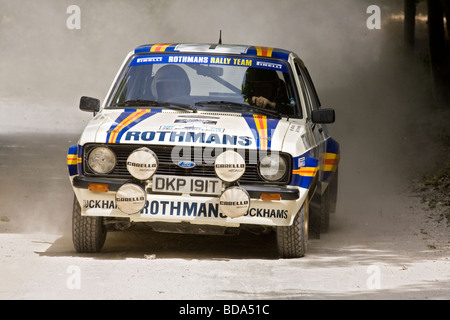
(151, 65, 191, 101)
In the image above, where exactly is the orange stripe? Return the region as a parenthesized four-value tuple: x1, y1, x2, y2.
(260, 47, 268, 56)
(255, 46, 273, 57)
(254, 115, 268, 150)
(292, 166, 319, 176)
(110, 110, 147, 142)
(323, 153, 339, 172)
(150, 44, 163, 52)
(150, 43, 173, 52)
(67, 155, 78, 165)
(108, 112, 138, 143)
(108, 110, 151, 143)
(324, 159, 338, 165)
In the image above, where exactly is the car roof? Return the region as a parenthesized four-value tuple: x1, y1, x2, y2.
(134, 43, 292, 61)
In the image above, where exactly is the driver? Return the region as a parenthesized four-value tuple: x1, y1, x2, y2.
(151, 65, 191, 103)
(242, 67, 288, 109)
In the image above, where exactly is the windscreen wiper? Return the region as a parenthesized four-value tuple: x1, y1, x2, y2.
(112, 100, 197, 112)
(195, 100, 281, 119)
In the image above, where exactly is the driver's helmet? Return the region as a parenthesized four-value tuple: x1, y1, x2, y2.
(151, 65, 191, 101)
(242, 68, 280, 103)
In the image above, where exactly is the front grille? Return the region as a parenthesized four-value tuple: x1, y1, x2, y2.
(83, 144, 291, 185)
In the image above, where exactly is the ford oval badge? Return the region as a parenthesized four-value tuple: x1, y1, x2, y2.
(177, 161, 195, 169)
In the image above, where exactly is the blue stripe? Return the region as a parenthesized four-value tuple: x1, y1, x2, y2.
(115, 111, 159, 143)
(67, 145, 78, 176)
(326, 137, 340, 154)
(106, 110, 135, 143)
(77, 145, 83, 175)
(246, 46, 291, 61)
(134, 44, 179, 54)
(106, 110, 161, 143)
(242, 114, 260, 149)
(242, 114, 280, 150)
(290, 153, 319, 188)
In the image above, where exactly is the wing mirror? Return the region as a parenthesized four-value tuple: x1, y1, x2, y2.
(79, 96, 100, 113)
(311, 108, 335, 124)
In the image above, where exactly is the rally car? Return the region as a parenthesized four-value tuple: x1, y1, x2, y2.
(67, 43, 340, 258)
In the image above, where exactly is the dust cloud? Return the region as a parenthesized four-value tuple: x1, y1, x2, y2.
(0, 0, 435, 234)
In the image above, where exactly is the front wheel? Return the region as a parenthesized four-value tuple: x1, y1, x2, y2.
(276, 199, 309, 258)
(72, 195, 107, 253)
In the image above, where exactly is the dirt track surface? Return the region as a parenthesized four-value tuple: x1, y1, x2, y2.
(0, 134, 448, 300)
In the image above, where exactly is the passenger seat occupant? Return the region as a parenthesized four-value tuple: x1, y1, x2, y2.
(242, 68, 289, 109)
(151, 65, 191, 103)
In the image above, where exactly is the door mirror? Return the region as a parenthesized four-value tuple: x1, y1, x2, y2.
(79, 96, 100, 113)
(311, 108, 335, 124)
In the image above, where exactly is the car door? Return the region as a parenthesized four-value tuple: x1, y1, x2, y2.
(293, 60, 328, 187)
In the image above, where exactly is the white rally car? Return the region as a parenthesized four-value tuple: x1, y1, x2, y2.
(67, 43, 340, 258)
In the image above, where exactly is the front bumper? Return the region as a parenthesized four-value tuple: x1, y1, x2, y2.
(72, 176, 306, 227)
(73, 176, 300, 200)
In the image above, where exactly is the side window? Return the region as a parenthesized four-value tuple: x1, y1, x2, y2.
(294, 61, 312, 119)
(302, 67, 321, 110)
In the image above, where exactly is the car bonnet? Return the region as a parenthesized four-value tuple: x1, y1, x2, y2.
(80, 109, 290, 152)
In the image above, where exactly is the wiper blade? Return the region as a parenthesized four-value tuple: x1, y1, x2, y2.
(160, 101, 197, 112)
(195, 100, 281, 119)
(195, 100, 246, 107)
(114, 99, 160, 107)
(113, 100, 197, 112)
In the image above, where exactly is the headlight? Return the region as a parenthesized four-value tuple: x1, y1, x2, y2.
(88, 146, 116, 174)
(259, 154, 287, 182)
(219, 186, 250, 218)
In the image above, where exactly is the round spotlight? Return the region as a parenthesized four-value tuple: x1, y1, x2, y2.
(115, 183, 147, 215)
(214, 150, 246, 183)
(219, 187, 250, 218)
(126, 147, 158, 180)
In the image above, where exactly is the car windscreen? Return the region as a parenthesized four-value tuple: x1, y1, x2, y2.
(106, 54, 299, 117)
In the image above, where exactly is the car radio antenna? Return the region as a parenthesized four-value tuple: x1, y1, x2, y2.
(218, 30, 222, 44)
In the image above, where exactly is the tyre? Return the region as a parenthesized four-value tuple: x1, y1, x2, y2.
(319, 186, 331, 233)
(72, 195, 107, 253)
(308, 193, 321, 239)
(276, 199, 309, 258)
(329, 168, 339, 214)
(309, 183, 332, 237)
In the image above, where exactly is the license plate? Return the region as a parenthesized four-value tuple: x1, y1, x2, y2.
(152, 175, 222, 195)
